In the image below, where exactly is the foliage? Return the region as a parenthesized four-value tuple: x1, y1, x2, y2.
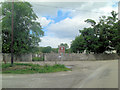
(2, 63, 71, 74)
(71, 11, 119, 54)
(32, 57, 44, 61)
(1, 1, 44, 54)
(41, 46, 52, 53)
(36, 47, 58, 53)
(71, 35, 86, 53)
(116, 20, 120, 55)
(65, 48, 71, 53)
(51, 48, 58, 53)
(59, 43, 69, 49)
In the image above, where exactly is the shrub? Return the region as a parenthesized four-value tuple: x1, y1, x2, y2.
(32, 57, 44, 61)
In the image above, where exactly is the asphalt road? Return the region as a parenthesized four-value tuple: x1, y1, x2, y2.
(1, 60, 118, 88)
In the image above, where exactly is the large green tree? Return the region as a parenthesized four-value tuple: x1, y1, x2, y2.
(71, 11, 120, 54)
(1, 1, 44, 55)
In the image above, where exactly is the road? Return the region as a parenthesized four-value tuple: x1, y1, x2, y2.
(74, 60, 118, 88)
(1, 60, 118, 88)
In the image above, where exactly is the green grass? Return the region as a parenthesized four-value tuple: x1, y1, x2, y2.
(32, 57, 44, 61)
(2, 63, 71, 74)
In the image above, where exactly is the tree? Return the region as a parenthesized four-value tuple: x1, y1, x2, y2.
(42, 46, 52, 53)
(59, 43, 69, 49)
(51, 48, 58, 53)
(1, 1, 44, 64)
(71, 35, 86, 53)
(116, 20, 120, 55)
(105, 11, 120, 54)
(85, 19, 96, 26)
(71, 11, 119, 54)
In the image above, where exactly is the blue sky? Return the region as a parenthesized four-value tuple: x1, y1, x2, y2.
(112, 2, 118, 7)
(31, 1, 118, 48)
(44, 10, 72, 23)
(42, 10, 72, 36)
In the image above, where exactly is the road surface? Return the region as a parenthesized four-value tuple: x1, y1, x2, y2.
(1, 60, 118, 88)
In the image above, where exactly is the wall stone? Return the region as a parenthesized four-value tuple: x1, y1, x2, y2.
(2, 53, 32, 62)
(1, 53, 120, 62)
(45, 53, 120, 61)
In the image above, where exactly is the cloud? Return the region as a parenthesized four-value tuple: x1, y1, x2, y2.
(46, 17, 90, 39)
(39, 36, 72, 48)
(98, 5, 118, 13)
(31, 2, 118, 17)
(36, 17, 54, 27)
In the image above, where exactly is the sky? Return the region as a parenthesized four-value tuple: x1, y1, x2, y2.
(26, 0, 118, 48)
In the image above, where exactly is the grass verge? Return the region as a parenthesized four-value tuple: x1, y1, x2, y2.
(2, 63, 71, 74)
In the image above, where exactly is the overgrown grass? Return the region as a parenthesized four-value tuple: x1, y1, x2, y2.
(2, 63, 71, 74)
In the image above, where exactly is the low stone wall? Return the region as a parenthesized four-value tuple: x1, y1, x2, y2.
(45, 53, 120, 61)
(2, 53, 32, 62)
(1, 53, 120, 62)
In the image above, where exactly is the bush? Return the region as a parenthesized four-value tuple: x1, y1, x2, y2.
(32, 57, 44, 61)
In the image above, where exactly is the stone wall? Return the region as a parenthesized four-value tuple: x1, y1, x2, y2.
(2, 53, 32, 62)
(1, 53, 120, 62)
(45, 53, 120, 61)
